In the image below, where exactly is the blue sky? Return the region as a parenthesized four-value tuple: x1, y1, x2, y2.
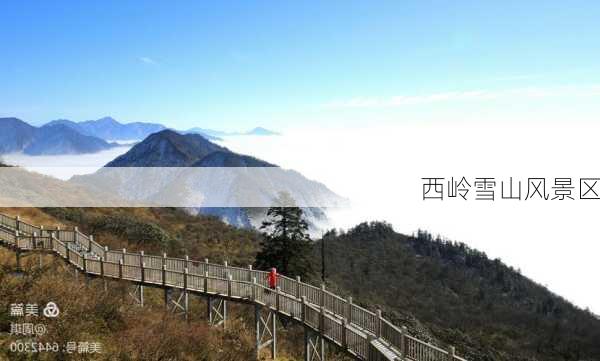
(1, 1, 599, 130)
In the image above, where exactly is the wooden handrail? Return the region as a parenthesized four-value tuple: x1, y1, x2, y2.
(0, 213, 467, 361)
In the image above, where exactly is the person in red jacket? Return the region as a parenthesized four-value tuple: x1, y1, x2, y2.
(267, 267, 279, 290)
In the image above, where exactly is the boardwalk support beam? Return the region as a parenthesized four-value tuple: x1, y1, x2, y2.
(15, 249, 21, 272)
(255, 304, 277, 360)
(305, 327, 325, 361)
(165, 288, 189, 319)
(129, 284, 145, 307)
(207, 296, 227, 328)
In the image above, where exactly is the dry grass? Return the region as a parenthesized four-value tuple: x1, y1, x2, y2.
(0, 247, 262, 361)
(0, 207, 330, 361)
(0, 208, 65, 228)
(0, 244, 355, 361)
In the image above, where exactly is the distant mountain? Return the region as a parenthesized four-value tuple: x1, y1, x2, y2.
(105, 129, 279, 169)
(186, 127, 228, 138)
(24, 124, 115, 155)
(245, 127, 279, 136)
(0, 118, 37, 153)
(106, 130, 227, 167)
(0, 118, 114, 155)
(180, 128, 223, 141)
(44, 119, 80, 130)
(186, 126, 279, 137)
(73, 129, 344, 230)
(46, 117, 166, 141)
(44, 117, 278, 141)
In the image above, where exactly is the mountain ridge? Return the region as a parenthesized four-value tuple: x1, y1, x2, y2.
(187, 126, 279, 137)
(0, 117, 114, 155)
(105, 129, 229, 167)
(46, 116, 166, 141)
(74, 129, 340, 231)
(45, 117, 277, 141)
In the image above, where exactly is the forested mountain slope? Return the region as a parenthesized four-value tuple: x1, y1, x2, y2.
(315, 222, 600, 361)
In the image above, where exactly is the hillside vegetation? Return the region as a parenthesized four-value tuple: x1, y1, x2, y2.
(0, 207, 350, 361)
(315, 222, 600, 361)
(2, 207, 599, 360)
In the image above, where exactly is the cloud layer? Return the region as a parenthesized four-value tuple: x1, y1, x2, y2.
(325, 85, 600, 109)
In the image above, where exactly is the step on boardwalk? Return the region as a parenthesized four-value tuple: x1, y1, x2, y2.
(0, 213, 468, 361)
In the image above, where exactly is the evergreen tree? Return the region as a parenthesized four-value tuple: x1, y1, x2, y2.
(254, 193, 314, 279)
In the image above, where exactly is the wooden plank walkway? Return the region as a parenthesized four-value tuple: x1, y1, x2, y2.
(0, 213, 468, 361)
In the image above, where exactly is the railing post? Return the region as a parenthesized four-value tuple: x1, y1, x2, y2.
(104, 246, 109, 260)
(376, 309, 383, 338)
(251, 277, 257, 301)
(276, 286, 281, 311)
(296, 276, 301, 298)
(184, 271, 189, 321)
(141, 262, 146, 284)
(163, 283, 170, 311)
(74, 227, 78, 244)
(32, 232, 37, 250)
(400, 326, 407, 357)
(227, 274, 233, 297)
(185, 255, 190, 270)
(204, 271, 209, 293)
(319, 306, 325, 333)
(184, 267, 189, 291)
(301, 296, 307, 323)
(55, 226, 60, 241)
(163, 252, 167, 270)
(320, 284, 325, 307)
(122, 248, 126, 262)
(162, 265, 167, 286)
(342, 318, 348, 350)
(49, 231, 54, 251)
(88, 235, 94, 252)
(248, 265, 253, 282)
(347, 296, 353, 324)
(15, 215, 20, 232)
(448, 346, 456, 361)
(100, 257, 105, 278)
(83, 254, 87, 273)
(118, 259, 123, 279)
(138, 250, 144, 280)
(66, 236, 71, 263)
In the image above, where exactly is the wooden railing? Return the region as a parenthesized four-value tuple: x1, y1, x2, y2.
(0, 213, 468, 361)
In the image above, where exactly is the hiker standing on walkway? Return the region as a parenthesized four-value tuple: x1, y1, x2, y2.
(267, 267, 279, 290)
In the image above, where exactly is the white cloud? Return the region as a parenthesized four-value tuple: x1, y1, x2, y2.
(324, 85, 600, 109)
(139, 56, 158, 65)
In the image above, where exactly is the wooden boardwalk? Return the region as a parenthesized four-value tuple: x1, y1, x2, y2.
(0, 213, 468, 361)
